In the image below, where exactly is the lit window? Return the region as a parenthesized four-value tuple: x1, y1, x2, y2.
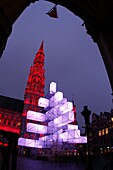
(100, 148, 103, 154)
(111, 117, 113, 122)
(13, 122, 16, 126)
(8, 121, 11, 126)
(99, 130, 101, 136)
(105, 128, 108, 134)
(17, 122, 21, 127)
(102, 129, 104, 135)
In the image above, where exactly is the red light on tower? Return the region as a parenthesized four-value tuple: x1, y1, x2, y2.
(21, 41, 45, 140)
(70, 100, 77, 125)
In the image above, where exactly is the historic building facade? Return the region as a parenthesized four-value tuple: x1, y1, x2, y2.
(90, 111, 113, 155)
(0, 41, 45, 158)
(0, 95, 24, 169)
(0, 41, 45, 140)
(76, 109, 113, 157)
(0, 95, 23, 136)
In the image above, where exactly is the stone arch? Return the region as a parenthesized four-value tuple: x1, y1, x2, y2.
(0, 0, 113, 92)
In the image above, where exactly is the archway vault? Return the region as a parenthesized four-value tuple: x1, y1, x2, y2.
(46, 0, 113, 94)
(0, 0, 113, 92)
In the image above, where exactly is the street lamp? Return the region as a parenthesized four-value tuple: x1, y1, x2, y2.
(81, 106, 93, 170)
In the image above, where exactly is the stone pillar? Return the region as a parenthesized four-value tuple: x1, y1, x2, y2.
(97, 32, 113, 93)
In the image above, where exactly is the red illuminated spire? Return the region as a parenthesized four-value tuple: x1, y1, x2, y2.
(21, 41, 45, 138)
(23, 41, 45, 112)
(38, 41, 44, 52)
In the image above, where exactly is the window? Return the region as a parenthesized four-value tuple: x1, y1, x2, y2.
(8, 121, 11, 126)
(105, 128, 108, 134)
(17, 122, 21, 127)
(35, 100, 38, 104)
(102, 129, 104, 135)
(99, 130, 101, 136)
(13, 122, 16, 126)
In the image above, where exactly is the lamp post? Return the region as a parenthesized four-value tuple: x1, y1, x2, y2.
(81, 106, 93, 170)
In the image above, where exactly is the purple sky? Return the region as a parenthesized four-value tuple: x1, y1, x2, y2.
(0, 1, 112, 128)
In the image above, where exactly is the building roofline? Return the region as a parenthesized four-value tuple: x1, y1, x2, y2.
(0, 95, 24, 112)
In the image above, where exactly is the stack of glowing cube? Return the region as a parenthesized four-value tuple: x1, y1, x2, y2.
(18, 82, 87, 148)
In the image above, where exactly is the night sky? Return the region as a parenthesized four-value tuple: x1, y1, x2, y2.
(0, 1, 112, 129)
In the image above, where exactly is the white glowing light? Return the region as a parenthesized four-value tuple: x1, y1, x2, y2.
(67, 124, 78, 130)
(39, 136, 48, 141)
(59, 129, 80, 141)
(48, 111, 74, 127)
(27, 110, 45, 122)
(54, 91, 63, 101)
(47, 126, 58, 134)
(18, 137, 26, 146)
(35, 140, 44, 148)
(46, 104, 63, 121)
(38, 97, 49, 108)
(27, 123, 47, 134)
(26, 139, 35, 148)
(60, 102, 73, 114)
(18, 138, 44, 148)
(49, 91, 63, 107)
(68, 136, 87, 143)
(50, 82, 56, 94)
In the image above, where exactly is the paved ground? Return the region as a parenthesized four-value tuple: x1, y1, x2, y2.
(16, 156, 85, 170)
(16, 155, 113, 170)
(0, 154, 112, 170)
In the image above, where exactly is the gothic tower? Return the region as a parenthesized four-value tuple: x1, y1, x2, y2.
(21, 41, 45, 138)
